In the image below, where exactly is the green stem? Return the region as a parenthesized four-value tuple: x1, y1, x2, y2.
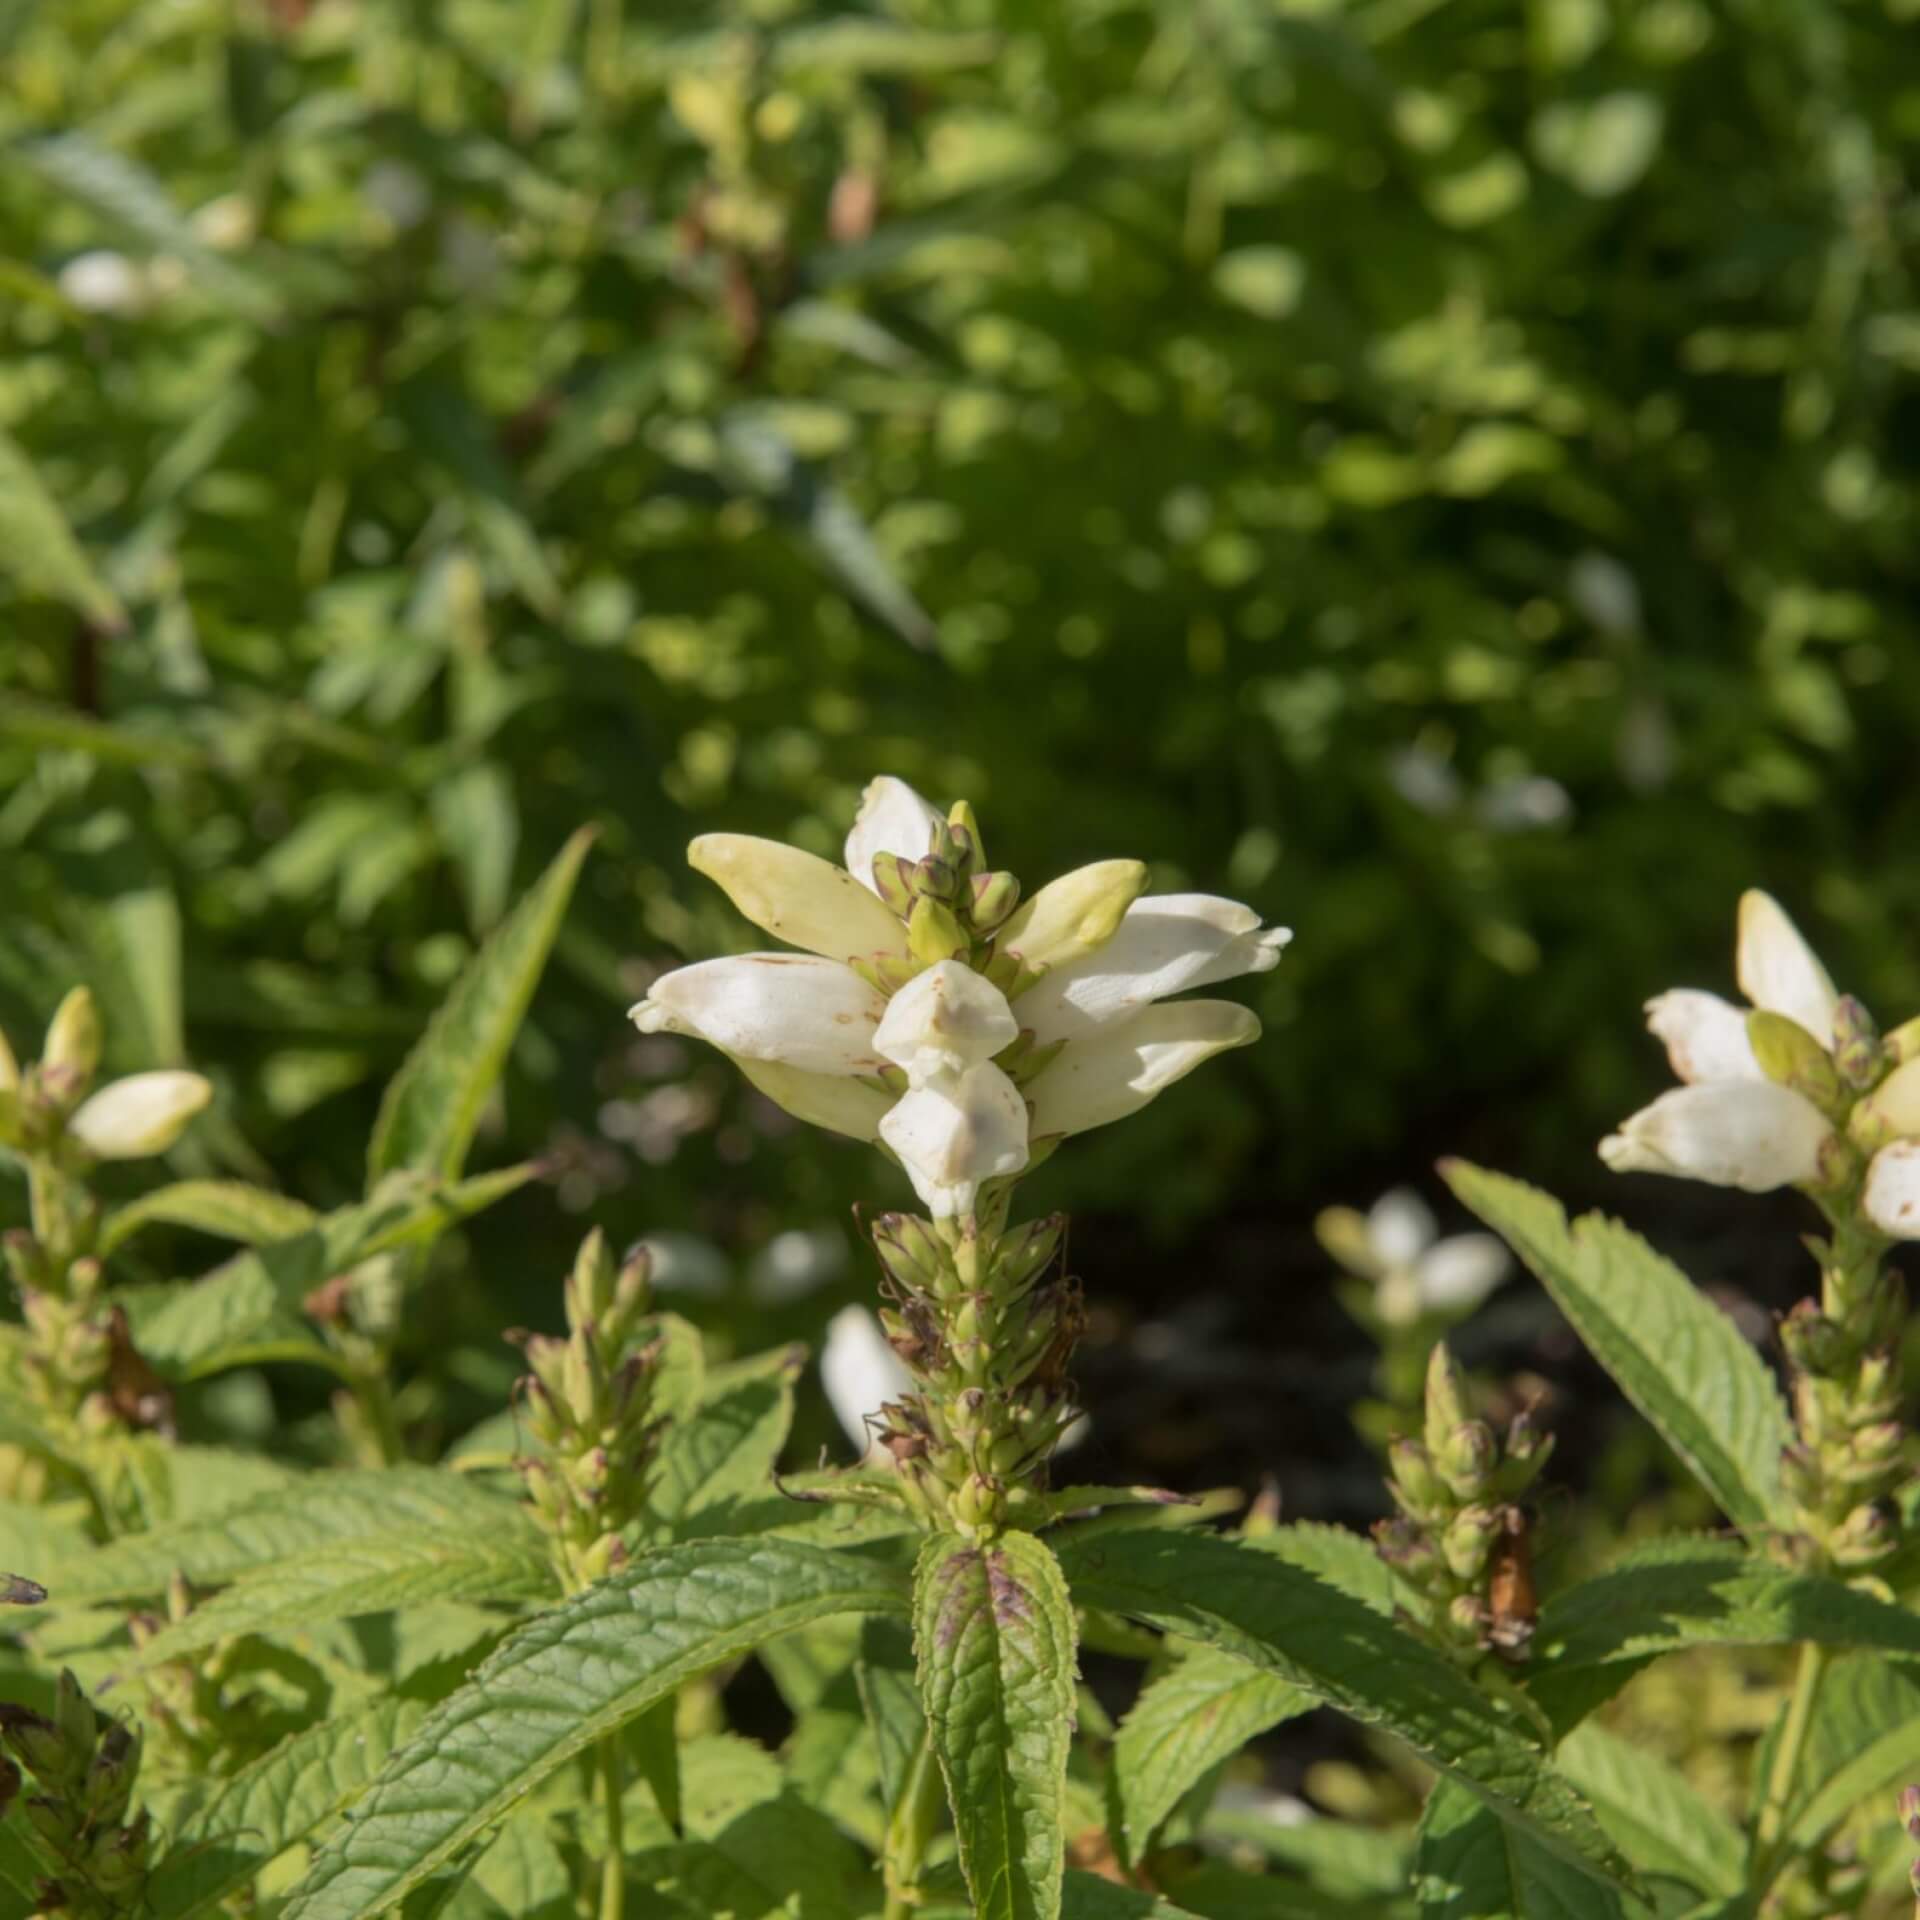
(598, 1734, 626, 1920)
(1752, 1641, 1829, 1890)
(881, 1732, 942, 1920)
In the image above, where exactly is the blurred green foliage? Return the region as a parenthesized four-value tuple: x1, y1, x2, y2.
(4, 0, 1920, 1303)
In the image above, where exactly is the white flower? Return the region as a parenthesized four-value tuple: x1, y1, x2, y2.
(1320, 1188, 1509, 1327)
(66, 1071, 212, 1160)
(635, 954, 890, 1075)
(1599, 1083, 1833, 1192)
(845, 776, 944, 894)
(58, 251, 149, 316)
(1026, 1000, 1260, 1138)
(881, 1064, 1030, 1218)
(1602, 890, 1839, 1192)
(1864, 1141, 1920, 1239)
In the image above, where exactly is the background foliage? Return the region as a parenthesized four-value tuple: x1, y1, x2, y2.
(3, 0, 1920, 1548)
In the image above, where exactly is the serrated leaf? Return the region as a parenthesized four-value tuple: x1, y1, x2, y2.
(1441, 1163, 1790, 1530)
(121, 1521, 554, 1669)
(1529, 1540, 1920, 1731)
(914, 1529, 1078, 1920)
(101, 1180, 319, 1255)
(279, 1537, 907, 1920)
(133, 1165, 535, 1377)
(1415, 1778, 1629, 1919)
(0, 427, 124, 626)
(1057, 1529, 1633, 1898)
(652, 1344, 802, 1539)
(146, 1697, 430, 1918)
(369, 827, 592, 1185)
(1113, 1645, 1310, 1865)
(57, 1466, 524, 1604)
(1777, 1653, 1920, 1854)
(1555, 1722, 1743, 1897)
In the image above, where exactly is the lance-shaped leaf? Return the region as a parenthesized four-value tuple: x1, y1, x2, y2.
(1528, 1539, 1920, 1732)
(1442, 1163, 1791, 1530)
(369, 826, 593, 1184)
(1415, 1779, 1630, 1920)
(649, 1343, 804, 1540)
(279, 1538, 907, 1920)
(101, 1180, 319, 1255)
(914, 1529, 1078, 1920)
(0, 426, 124, 627)
(1112, 1646, 1310, 1865)
(1056, 1529, 1633, 1896)
(1556, 1723, 1743, 1899)
(1765, 1653, 1920, 1858)
(146, 1698, 430, 1918)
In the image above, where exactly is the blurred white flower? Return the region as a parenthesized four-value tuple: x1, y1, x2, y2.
(1601, 890, 1839, 1191)
(1570, 551, 1642, 636)
(66, 1071, 212, 1160)
(821, 1305, 914, 1459)
(748, 1227, 846, 1306)
(1318, 1188, 1509, 1327)
(364, 160, 431, 230)
(58, 251, 147, 316)
(630, 1232, 730, 1299)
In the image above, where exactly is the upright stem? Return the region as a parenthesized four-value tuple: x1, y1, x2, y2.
(598, 1734, 626, 1920)
(1752, 1641, 1829, 1890)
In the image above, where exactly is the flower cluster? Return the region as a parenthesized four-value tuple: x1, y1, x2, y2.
(633, 777, 1286, 1217)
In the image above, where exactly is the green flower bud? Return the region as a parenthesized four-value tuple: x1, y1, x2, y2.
(906, 896, 970, 967)
(84, 1722, 139, 1826)
(3, 1232, 47, 1294)
(89, 1808, 151, 1891)
(1446, 1594, 1490, 1644)
(24, 1793, 75, 1852)
(873, 1213, 946, 1291)
(992, 1215, 1063, 1299)
(1422, 1345, 1472, 1460)
(1855, 1349, 1900, 1422)
(1442, 1505, 1501, 1582)
(1778, 1299, 1853, 1377)
(1437, 1421, 1497, 1500)
(564, 1230, 618, 1335)
(1848, 1421, 1905, 1473)
(562, 1333, 608, 1431)
(42, 988, 102, 1093)
(51, 1671, 95, 1777)
(1371, 1515, 1439, 1580)
(953, 1472, 1006, 1534)
(870, 854, 918, 919)
(0, 1708, 67, 1784)
(1831, 995, 1881, 1090)
(1500, 1410, 1554, 1484)
(1387, 1437, 1447, 1519)
(909, 856, 957, 902)
(968, 871, 1021, 934)
(946, 801, 986, 877)
(1830, 1500, 1894, 1567)
(1747, 1009, 1842, 1113)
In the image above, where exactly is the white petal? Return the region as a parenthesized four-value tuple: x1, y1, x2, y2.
(1413, 1235, 1511, 1314)
(67, 1071, 212, 1159)
(632, 955, 889, 1074)
(689, 834, 909, 962)
(844, 777, 944, 894)
(1735, 891, 1838, 1045)
(1017, 894, 1288, 1043)
(1644, 990, 1763, 1085)
(821, 1305, 915, 1457)
(1025, 1000, 1259, 1138)
(1367, 1189, 1436, 1267)
(1855, 1056, 1920, 1142)
(1864, 1141, 1920, 1239)
(730, 1055, 892, 1142)
(874, 960, 1018, 1080)
(1597, 1082, 1831, 1192)
(998, 860, 1148, 979)
(879, 1063, 1029, 1218)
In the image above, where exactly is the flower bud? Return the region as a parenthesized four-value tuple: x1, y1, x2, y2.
(953, 1472, 1006, 1533)
(1446, 1594, 1490, 1644)
(0, 1708, 68, 1784)
(43, 988, 102, 1090)
(1747, 1010, 1841, 1112)
(1442, 1505, 1501, 1582)
(906, 896, 970, 967)
(1830, 1501, 1894, 1567)
(25, 1793, 74, 1852)
(1422, 1346, 1472, 1460)
(909, 856, 957, 903)
(870, 854, 918, 919)
(1371, 1515, 1438, 1579)
(84, 1722, 139, 1826)
(1779, 1442, 1821, 1508)
(1847, 1421, 1905, 1474)
(1831, 995, 1881, 1089)
(564, 1230, 617, 1335)
(968, 871, 1021, 934)
(1387, 1438, 1447, 1519)
(1437, 1421, 1497, 1500)
(1856, 1348, 1900, 1421)
(4, 1232, 47, 1294)
(993, 1215, 1064, 1295)
(1778, 1300, 1852, 1377)
(89, 1808, 151, 1891)
(66, 1071, 213, 1160)
(873, 1212, 945, 1290)
(946, 801, 986, 877)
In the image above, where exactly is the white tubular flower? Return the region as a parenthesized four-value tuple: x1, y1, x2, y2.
(1604, 890, 1841, 1192)
(1320, 1188, 1509, 1327)
(845, 776, 944, 893)
(1016, 894, 1290, 1045)
(1864, 1141, 1920, 1239)
(688, 834, 909, 965)
(875, 960, 1019, 1082)
(1599, 1083, 1833, 1193)
(730, 1057, 892, 1142)
(1027, 1000, 1259, 1138)
(633, 954, 890, 1075)
(880, 1064, 1029, 1218)
(66, 1071, 212, 1160)
(821, 1306, 916, 1459)
(997, 860, 1149, 975)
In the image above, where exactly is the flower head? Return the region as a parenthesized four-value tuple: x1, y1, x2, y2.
(632, 775, 1285, 1215)
(1317, 1188, 1509, 1329)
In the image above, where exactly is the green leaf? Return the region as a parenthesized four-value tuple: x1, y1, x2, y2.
(1528, 1540, 1920, 1731)
(1555, 1722, 1743, 1897)
(368, 826, 593, 1185)
(856, 1614, 925, 1811)
(100, 1180, 319, 1255)
(1778, 1653, 1920, 1855)
(279, 1538, 907, 1920)
(0, 694, 203, 769)
(0, 428, 124, 626)
(652, 1344, 803, 1539)
(121, 1521, 555, 1669)
(1057, 1529, 1633, 1898)
(132, 1165, 536, 1378)
(1060, 1876, 1208, 1919)
(146, 1697, 430, 1918)
(1414, 1779, 1629, 1919)
(1441, 1163, 1791, 1530)
(1113, 1646, 1310, 1865)
(914, 1529, 1078, 1920)
(431, 762, 521, 932)
(56, 1466, 524, 1604)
